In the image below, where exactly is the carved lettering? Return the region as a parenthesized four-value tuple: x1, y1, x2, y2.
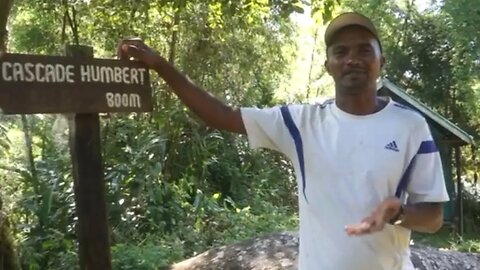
(105, 92, 141, 108)
(80, 65, 90, 82)
(24, 63, 35, 82)
(1, 61, 146, 86)
(2, 62, 12, 81)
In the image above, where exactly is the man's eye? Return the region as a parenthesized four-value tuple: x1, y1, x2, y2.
(360, 47, 373, 54)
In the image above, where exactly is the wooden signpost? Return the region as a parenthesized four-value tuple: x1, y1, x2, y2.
(0, 48, 152, 114)
(0, 45, 152, 270)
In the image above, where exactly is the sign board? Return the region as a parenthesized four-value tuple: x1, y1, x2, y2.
(0, 53, 152, 114)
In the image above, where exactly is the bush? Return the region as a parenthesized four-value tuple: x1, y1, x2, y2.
(112, 235, 184, 270)
(463, 181, 480, 235)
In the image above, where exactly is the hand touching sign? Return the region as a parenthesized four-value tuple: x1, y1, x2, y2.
(117, 38, 163, 69)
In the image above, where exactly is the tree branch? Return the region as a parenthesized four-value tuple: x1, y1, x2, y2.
(0, 165, 27, 175)
(0, 0, 14, 53)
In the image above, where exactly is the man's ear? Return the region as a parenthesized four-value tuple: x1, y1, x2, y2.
(380, 55, 386, 69)
(325, 60, 331, 75)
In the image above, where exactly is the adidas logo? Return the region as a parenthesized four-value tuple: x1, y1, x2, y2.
(385, 141, 399, 152)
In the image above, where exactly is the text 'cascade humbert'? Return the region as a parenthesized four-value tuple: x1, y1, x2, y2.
(1, 61, 147, 85)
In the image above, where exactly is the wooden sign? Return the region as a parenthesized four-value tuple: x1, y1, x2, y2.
(0, 53, 152, 114)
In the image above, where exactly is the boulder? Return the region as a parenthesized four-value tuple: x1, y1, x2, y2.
(166, 232, 479, 270)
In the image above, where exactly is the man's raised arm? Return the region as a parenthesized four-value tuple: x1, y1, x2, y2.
(118, 38, 246, 134)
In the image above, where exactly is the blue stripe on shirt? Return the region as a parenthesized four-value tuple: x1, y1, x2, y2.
(418, 140, 438, 154)
(395, 156, 416, 198)
(280, 106, 308, 202)
(395, 140, 438, 197)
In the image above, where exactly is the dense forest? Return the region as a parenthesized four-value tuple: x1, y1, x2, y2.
(0, 0, 479, 269)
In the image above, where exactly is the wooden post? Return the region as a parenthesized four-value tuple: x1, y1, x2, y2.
(473, 145, 478, 195)
(67, 45, 112, 270)
(455, 146, 464, 237)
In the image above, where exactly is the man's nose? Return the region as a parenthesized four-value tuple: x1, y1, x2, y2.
(346, 53, 361, 65)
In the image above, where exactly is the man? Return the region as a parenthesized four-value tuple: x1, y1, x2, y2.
(118, 12, 449, 270)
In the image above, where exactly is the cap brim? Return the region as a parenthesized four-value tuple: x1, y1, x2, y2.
(325, 12, 379, 47)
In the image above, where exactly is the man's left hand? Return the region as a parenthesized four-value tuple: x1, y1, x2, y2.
(345, 197, 401, 236)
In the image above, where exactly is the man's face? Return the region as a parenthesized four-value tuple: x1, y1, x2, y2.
(325, 26, 384, 93)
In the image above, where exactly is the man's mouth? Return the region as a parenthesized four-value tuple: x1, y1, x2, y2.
(344, 69, 366, 75)
(343, 70, 367, 78)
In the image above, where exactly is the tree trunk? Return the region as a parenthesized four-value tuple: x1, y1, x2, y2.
(1, 2, 25, 269)
(160, 3, 181, 106)
(305, 27, 318, 100)
(21, 115, 40, 193)
(157, 4, 182, 179)
(0, 0, 14, 54)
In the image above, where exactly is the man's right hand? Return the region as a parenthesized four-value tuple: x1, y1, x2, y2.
(117, 38, 163, 69)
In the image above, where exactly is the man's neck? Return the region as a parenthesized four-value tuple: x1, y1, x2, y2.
(335, 87, 381, 115)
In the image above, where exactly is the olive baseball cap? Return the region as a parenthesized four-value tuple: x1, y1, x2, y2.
(324, 12, 382, 50)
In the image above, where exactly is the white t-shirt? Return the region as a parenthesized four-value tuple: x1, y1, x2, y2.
(240, 97, 449, 270)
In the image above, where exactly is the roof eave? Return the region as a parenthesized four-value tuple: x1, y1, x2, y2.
(378, 78, 475, 146)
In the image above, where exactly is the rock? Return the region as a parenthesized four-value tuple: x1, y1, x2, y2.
(410, 245, 480, 270)
(166, 232, 480, 270)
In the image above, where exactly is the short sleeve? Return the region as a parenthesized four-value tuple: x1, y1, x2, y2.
(240, 106, 298, 157)
(406, 119, 450, 204)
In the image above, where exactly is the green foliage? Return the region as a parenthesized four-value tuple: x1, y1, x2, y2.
(2, 0, 318, 268)
(0, 121, 10, 156)
(109, 188, 297, 269)
(112, 236, 184, 270)
(463, 182, 480, 237)
(0, 116, 75, 269)
(1, 0, 479, 269)
(0, 212, 21, 270)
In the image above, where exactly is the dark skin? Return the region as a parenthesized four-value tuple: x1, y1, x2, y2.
(325, 25, 386, 115)
(117, 38, 246, 134)
(118, 28, 444, 235)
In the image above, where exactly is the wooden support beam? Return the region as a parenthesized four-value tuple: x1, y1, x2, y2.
(454, 146, 464, 237)
(67, 45, 112, 270)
